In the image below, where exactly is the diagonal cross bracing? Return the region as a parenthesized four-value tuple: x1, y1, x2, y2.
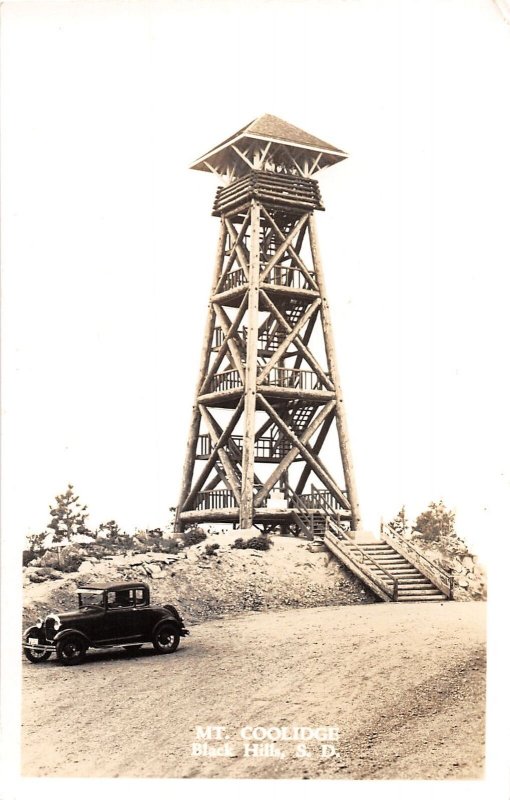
(175, 152, 361, 534)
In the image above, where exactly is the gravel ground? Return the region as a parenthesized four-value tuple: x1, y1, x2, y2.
(22, 600, 485, 780)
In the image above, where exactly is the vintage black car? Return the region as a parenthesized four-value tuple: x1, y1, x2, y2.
(22, 581, 189, 666)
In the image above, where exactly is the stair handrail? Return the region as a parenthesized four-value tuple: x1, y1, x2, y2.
(287, 486, 313, 520)
(310, 483, 345, 529)
(325, 523, 399, 601)
(381, 523, 454, 599)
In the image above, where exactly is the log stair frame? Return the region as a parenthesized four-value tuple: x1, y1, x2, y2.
(293, 504, 454, 603)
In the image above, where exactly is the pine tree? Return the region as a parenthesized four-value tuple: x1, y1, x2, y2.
(96, 520, 123, 540)
(412, 500, 455, 543)
(388, 505, 408, 533)
(46, 484, 91, 544)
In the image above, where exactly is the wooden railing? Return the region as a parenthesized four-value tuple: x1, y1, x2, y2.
(299, 490, 343, 511)
(263, 265, 316, 290)
(324, 525, 399, 601)
(210, 369, 243, 392)
(381, 523, 454, 599)
(195, 490, 237, 510)
(212, 326, 285, 354)
(221, 268, 247, 292)
(264, 367, 323, 391)
(197, 433, 291, 460)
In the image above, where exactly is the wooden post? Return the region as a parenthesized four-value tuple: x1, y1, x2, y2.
(308, 214, 363, 531)
(175, 222, 227, 531)
(240, 201, 260, 529)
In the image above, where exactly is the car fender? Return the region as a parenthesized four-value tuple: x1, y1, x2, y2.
(152, 617, 181, 636)
(24, 624, 42, 639)
(156, 614, 190, 637)
(162, 604, 182, 621)
(53, 628, 92, 647)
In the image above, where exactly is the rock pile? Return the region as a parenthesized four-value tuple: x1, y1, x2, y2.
(404, 533, 487, 601)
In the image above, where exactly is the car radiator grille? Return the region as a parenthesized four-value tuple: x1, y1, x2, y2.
(44, 619, 56, 640)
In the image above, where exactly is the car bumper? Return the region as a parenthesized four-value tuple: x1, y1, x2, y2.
(22, 641, 56, 652)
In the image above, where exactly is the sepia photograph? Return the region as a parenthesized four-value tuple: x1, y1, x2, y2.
(1, 0, 509, 798)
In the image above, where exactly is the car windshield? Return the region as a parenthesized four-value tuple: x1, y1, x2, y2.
(77, 590, 104, 608)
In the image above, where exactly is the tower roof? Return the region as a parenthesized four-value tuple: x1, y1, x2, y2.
(191, 114, 348, 179)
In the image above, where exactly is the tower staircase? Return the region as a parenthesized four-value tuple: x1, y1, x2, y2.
(290, 495, 454, 602)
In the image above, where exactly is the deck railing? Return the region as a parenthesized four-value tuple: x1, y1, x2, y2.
(210, 369, 243, 392)
(221, 268, 247, 292)
(218, 265, 316, 294)
(197, 433, 291, 460)
(211, 326, 285, 354)
(264, 367, 323, 391)
(299, 490, 343, 511)
(195, 490, 237, 511)
(263, 265, 316, 290)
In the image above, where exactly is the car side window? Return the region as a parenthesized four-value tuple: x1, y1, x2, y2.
(108, 590, 135, 608)
(135, 588, 148, 607)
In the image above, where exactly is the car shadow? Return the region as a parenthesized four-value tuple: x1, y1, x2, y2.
(22, 643, 190, 669)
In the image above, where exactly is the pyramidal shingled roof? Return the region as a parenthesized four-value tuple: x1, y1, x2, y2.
(191, 114, 347, 175)
(232, 114, 344, 153)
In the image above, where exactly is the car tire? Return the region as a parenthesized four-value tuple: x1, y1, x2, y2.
(23, 645, 51, 664)
(152, 623, 180, 654)
(55, 635, 87, 666)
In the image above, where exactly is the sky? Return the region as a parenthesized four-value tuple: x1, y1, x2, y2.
(2, 0, 510, 564)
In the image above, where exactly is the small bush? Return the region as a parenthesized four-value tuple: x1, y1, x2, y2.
(180, 528, 207, 548)
(232, 538, 247, 549)
(205, 543, 220, 557)
(231, 535, 272, 551)
(23, 550, 37, 567)
(60, 555, 84, 573)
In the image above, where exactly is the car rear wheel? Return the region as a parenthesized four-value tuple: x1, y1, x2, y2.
(55, 635, 87, 666)
(152, 623, 180, 654)
(23, 645, 51, 664)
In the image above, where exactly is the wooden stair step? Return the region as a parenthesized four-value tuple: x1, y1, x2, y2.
(396, 580, 431, 586)
(397, 595, 445, 602)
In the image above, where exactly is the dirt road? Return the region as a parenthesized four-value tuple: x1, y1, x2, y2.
(22, 601, 485, 780)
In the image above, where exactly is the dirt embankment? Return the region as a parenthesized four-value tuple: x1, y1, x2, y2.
(22, 532, 377, 627)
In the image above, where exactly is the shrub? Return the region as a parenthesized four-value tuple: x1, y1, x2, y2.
(60, 555, 83, 573)
(23, 550, 37, 567)
(231, 535, 272, 551)
(180, 528, 207, 548)
(157, 538, 181, 555)
(205, 543, 220, 557)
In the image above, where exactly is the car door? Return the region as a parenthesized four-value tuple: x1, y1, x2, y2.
(101, 589, 143, 643)
(133, 586, 154, 639)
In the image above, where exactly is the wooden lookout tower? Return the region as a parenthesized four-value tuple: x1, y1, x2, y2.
(175, 114, 362, 536)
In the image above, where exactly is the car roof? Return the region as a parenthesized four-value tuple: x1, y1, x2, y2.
(77, 582, 149, 592)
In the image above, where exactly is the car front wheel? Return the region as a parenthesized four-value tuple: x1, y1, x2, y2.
(55, 635, 87, 666)
(152, 624, 180, 654)
(23, 644, 51, 664)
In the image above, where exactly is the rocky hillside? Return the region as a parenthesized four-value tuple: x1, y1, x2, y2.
(400, 531, 487, 601)
(22, 529, 377, 627)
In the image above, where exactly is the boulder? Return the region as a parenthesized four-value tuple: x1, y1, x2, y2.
(144, 563, 162, 577)
(40, 551, 60, 569)
(78, 561, 94, 573)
